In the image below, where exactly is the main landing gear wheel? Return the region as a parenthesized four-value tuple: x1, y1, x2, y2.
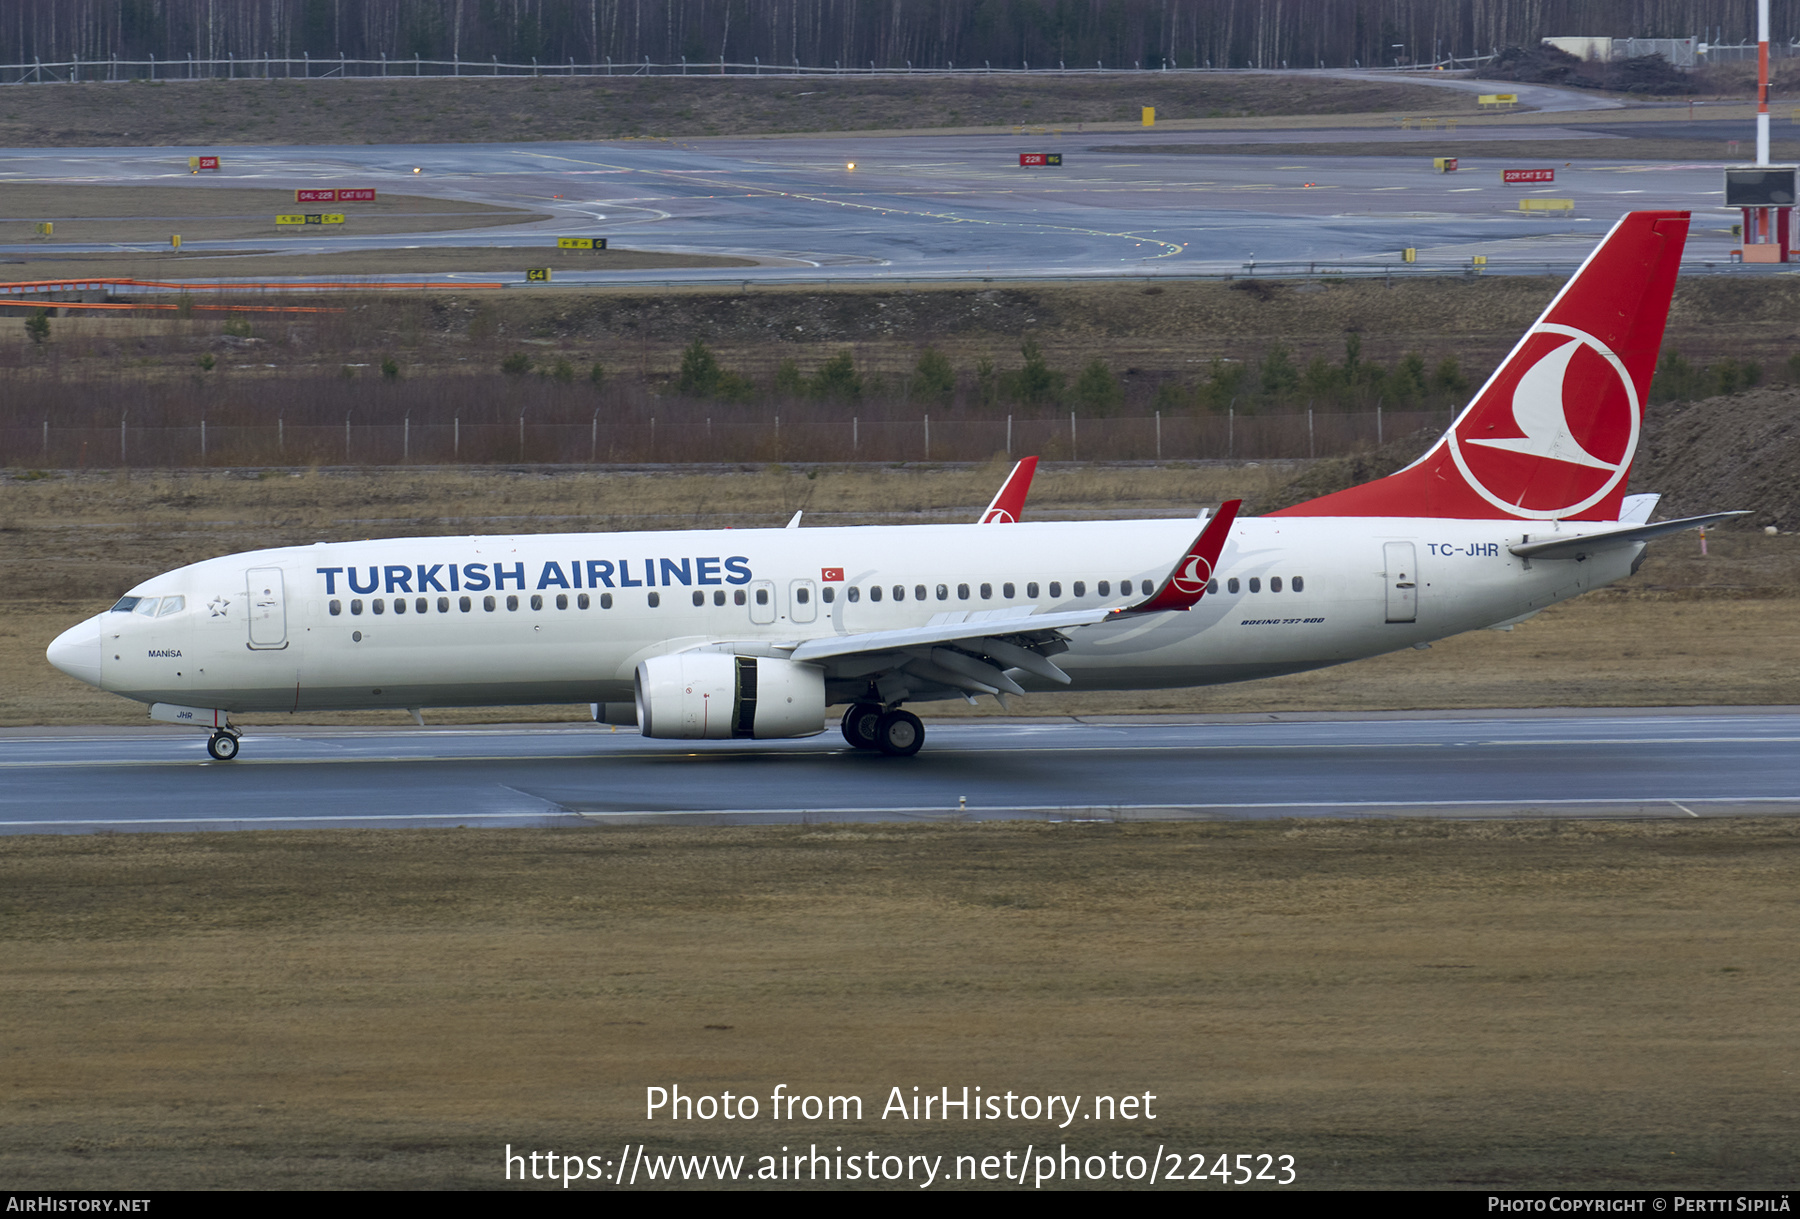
(841, 703, 883, 750)
(874, 709, 924, 757)
(206, 732, 240, 761)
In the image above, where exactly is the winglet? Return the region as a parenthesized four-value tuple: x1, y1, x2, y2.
(977, 456, 1039, 523)
(1123, 499, 1241, 614)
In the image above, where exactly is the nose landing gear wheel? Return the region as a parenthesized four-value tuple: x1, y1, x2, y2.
(841, 703, 883, 750)
(874, 709, 924, 757)
(206, 732, 240, 761)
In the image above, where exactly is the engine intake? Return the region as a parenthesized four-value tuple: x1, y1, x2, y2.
(635, 653, 826, 740)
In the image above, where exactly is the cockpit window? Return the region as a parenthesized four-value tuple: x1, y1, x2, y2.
(133, 598, 161, 617)
(156, 596, 184, 617)
(110, 597, 141, 613)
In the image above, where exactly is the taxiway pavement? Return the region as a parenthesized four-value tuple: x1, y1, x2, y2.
(5, 708, 1797, 833)
(0, 117, 1748, 284)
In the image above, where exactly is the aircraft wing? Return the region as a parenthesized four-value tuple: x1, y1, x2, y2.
(977, 456, 1039, 523)
(719, 500, 1242, 703)
(1509, 511, 1747, 561)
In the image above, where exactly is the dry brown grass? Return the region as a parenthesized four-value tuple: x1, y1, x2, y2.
(0, 75, 1459, 148)
(0, 246, 756, 279)
(2, 819, 1796, 1189)
(0, 185, 539, 246)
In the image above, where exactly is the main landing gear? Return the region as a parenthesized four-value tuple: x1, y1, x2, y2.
(206, 730, 241, 761)
(841, 703, 924, 757)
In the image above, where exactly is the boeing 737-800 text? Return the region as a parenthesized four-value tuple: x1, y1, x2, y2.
(47, 211, 1736, 759)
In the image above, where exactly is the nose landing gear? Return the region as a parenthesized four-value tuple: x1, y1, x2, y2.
(206, 731, 241, 761)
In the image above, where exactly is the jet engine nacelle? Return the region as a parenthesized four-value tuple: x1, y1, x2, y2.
(634, 653, 826, 740)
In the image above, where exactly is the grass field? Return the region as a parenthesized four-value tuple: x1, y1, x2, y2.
(0, 74, 1460, 148)
(2, 819, 1796, 1189)
(0, 184, 542, 245)
(0, 245, 758, 279)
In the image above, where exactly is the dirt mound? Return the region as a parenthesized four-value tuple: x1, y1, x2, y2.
(1633, 387, 1800, 529)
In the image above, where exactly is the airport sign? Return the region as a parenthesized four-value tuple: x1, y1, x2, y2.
(557, 238, 609, 250)
(296, 188, 378, 203)
(188, 155, 221, 172)
(1018, 153, 1063, 167)
(526, 268, 552, 282)
(1502, 169, 1555, 184)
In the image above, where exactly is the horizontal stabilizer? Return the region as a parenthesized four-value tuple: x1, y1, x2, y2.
(1509, 511, 1747, 560)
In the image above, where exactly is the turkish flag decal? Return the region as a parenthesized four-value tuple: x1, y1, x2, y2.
(821, 568, 844, 582)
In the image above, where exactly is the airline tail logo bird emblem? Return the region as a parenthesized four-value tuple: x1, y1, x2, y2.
(1449, 323, 1639, 518)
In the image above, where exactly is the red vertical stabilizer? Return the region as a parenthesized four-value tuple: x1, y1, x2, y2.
(1271, 210, 1689, 521)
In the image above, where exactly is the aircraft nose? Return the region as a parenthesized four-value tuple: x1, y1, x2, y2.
(47, 616, 104, 688)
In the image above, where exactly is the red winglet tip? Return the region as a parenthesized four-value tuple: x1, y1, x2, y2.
(1128, 499, 1241, 614)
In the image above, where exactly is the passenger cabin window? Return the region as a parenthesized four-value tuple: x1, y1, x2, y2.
(692, 591, 705, 607)
(915, 585, 927, 601)
(756, 588, 769, 606)
(734, 589, 746, 606)
(506, 595, 519, 611)
(1027, 582, 1038, 598)
(530, 595, 543, 610)
(822, 587, 835, 604)
(1206, 580, 1218, 595)
(599, 593, 613, 609)
(373, 599, 386, 614)
(1073, 582, 1086, 597)
(796, 588, 810, 604)
(937, 584, 950, 601)
(848, 587, 861, 603)
(1270, 577, 1282, 593)
(870, 586, 882, 602)
(393, 598, 406, 614)
(351, 599, 364, 615)
(1098, 581, 1110, 597)
(1049, 582, 1061, 598)
(1227, 579, 1239, 594)
(980, 583, 991, 600)
(578, 594, 591, 609)
(1293, 576, 1305, 593)
(459, 596, 472, 612)
(484, 596, 496, 612)
(437, 597, 449, 613)
(1248, 578, 1261, 593)
(713, 590, 725, 606)
(1002, 583, 1014, 598)
(647, 592, 660, 608)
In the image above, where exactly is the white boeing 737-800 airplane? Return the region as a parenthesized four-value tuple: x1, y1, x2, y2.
(48, 211, 1737, 760)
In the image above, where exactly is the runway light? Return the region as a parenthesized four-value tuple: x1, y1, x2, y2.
(412, 167, 423, 174)
(847, 161, 856, 171)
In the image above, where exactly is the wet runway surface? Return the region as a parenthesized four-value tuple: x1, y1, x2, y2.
(7, 709, 1799, 832)
(0, 122, 1746, 283)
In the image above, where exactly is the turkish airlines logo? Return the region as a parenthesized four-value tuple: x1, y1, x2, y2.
(1169, 554, 1213, 596)
(979, 507, 1017, 524)
(1447, 324, 1639, 519)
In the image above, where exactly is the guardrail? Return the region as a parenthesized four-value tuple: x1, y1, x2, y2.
(0, 55, 1493, 85)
